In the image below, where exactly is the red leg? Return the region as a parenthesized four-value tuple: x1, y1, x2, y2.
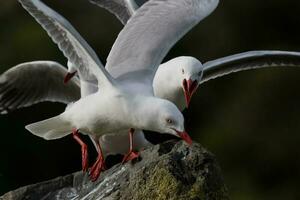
(90, 140, 106, 182)
(72, 129, 89, 172)
(122, 128, 140, 164)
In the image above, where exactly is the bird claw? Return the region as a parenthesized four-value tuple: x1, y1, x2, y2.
(122, 151, 139, 164)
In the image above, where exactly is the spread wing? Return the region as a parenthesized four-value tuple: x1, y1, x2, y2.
(18, 0, 115, 87)
(0, 61, 80, 114)
(89, 0, 148, 24)
(201, 50, 300, 83)
(105, 0, 219, 87)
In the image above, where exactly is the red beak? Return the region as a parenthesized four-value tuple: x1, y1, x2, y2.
(182, 79, 198, 108)
(64, 71, 77, 84)
(176, 130, 193, 145)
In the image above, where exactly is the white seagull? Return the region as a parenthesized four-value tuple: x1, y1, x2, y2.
(17, 0, 218, 180)
(98, 50, 300, 156)
(0, 57, 203, 158)
(84, 0, 300, 155)
(3, 50, 300, 156)
(4, 0, 300, 164)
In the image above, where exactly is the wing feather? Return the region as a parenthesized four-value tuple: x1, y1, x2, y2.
(90, 0, 132, 24)
(89, 0, 149, 24)
(18, 0, 115, 87)
(202, 50, 300, 83)
(106, 0, 219, 86)
(0, 61, 80, 114)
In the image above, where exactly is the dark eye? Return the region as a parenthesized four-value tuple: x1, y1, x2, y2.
(182, 69, 185, 74)
(198, 71, 202, 76)
(166, 119, 173, 124)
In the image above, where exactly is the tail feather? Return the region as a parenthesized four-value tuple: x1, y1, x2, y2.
(25, 115, 71, 140)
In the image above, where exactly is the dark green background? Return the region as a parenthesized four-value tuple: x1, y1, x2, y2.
(1, 0, 300, 199)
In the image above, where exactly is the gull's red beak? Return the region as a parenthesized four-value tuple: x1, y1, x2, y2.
(175, 130, 193, 145)
(182, 79, 198, 108)
(64, 71, 77, 84)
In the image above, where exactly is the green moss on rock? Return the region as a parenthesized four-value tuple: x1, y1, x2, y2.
(1, 141, 229, 200)
(132, 166, 180, 200)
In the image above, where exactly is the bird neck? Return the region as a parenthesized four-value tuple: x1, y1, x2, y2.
(153, 64, 186, 111)
(126, 95, 161, 132)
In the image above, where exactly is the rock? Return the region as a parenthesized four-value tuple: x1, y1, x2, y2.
(0, 140, 229, 200)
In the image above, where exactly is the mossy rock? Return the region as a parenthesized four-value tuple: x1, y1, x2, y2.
(1, 141, 229, 200)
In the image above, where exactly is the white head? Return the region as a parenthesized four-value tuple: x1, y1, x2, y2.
(136, 97, 192, 144)
(154, 56, 203, 108)
(173, 56, 203, 107)
(64, 61, 77, 84)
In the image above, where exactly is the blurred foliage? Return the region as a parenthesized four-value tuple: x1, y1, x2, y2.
(1, 0, 300, 199)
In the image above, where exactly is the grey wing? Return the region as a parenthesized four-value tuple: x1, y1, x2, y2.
(89, 0, 149, 25)
(105, 0, 219, 86)
(0, 61, 80, 114)
(201, 50, 300, 84)
(18, 0, 115, 87)
(89, 0, 132, 25)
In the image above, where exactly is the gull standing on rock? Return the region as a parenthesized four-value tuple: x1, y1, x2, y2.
(2, 0, 300, 161)
(81, 0, 300, 154)
(99, 50, 300, 155)
(3, 0, 300, 165)
(17, 0, 219, 180)
(0, 58, 203, 157)
(3, 52, 300, 157)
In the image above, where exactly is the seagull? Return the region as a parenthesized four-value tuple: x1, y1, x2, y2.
(153, 57, 203, 110)
(99, 50, 300, 156)
(0, 58, 201, 156)
(64, 0, 203, 109)
(17, 0, 218, 180)
(88, 0, 300, 156)
(3, 50, 300, 156)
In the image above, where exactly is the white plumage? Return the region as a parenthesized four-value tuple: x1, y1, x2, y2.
(14, 0, 217, 180)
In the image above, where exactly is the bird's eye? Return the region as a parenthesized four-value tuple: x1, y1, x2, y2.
(198, 71, 202, 76)
(166, 119, 173, 124)
(182, 69, 185, 74)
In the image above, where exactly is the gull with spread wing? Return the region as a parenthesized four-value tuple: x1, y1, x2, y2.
(66, 0, 202, 108)
(4, 0, 300, 166)
(99, 50, 300, 155)
(75, 0, 300, 155)
(3, 51, 300, 158)
(16, 0, 219, 180)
